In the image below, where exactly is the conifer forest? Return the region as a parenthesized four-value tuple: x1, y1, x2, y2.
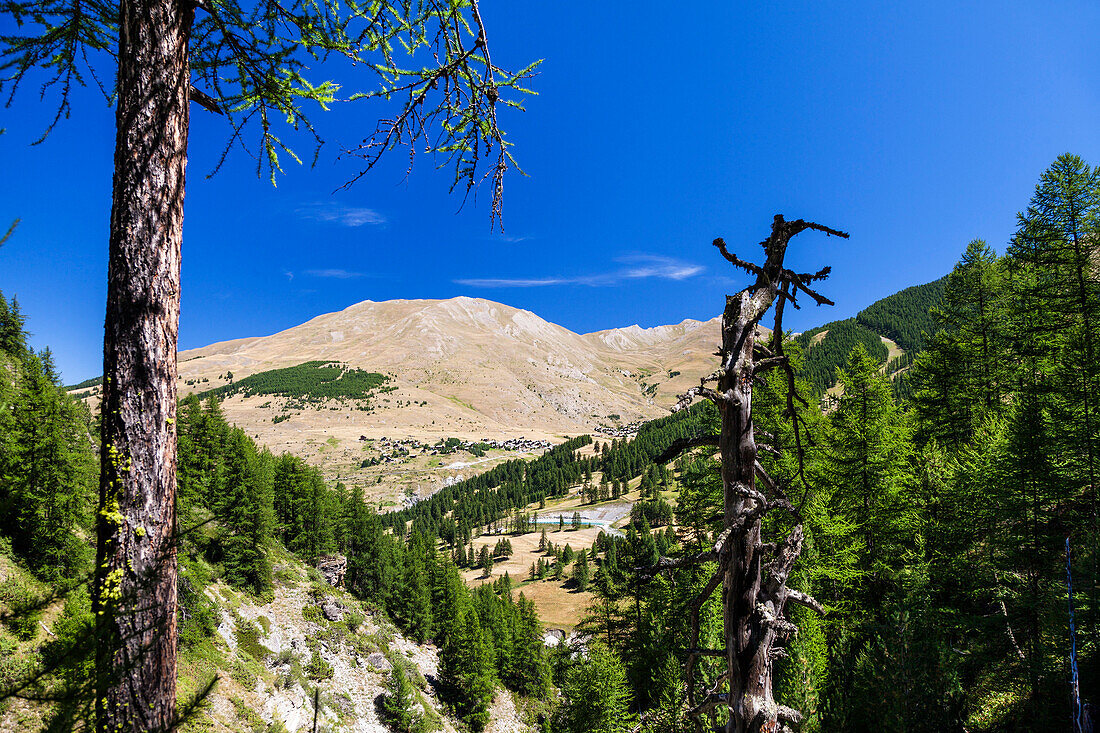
(2, 2, 1099, 732)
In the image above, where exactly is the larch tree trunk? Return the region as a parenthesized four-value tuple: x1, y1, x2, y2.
(93, 0, 192, 728)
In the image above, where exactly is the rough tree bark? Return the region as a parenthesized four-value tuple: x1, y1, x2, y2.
(648, 215, 847, 733)
(92, 0, 192, 729)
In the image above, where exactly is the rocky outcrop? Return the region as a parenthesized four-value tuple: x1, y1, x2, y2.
(321, 599, 345, 622)
(317, 554, 347, 587)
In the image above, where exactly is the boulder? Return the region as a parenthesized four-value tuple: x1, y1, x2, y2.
(321, 601, 344, 622)
(542, 628, 566, 647)
(366, 652, 392, 672)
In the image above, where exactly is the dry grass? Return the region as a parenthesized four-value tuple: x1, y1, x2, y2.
(513, 581, 594, 632)
(880, 335, 905, 362)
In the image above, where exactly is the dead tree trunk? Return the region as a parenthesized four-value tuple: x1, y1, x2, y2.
(651, 215, 847, 733)
(93, 0, 192, 729)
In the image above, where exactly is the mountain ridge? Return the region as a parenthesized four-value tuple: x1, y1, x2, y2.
(71, 286, 942, 500)
(175, 296, 728, 435)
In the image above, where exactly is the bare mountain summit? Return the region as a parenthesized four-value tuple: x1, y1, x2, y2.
(179, 296, 726, 431)
(167, 297, 747, 494)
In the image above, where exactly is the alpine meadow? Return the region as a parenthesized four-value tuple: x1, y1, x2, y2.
(2, 3, 1100, 733)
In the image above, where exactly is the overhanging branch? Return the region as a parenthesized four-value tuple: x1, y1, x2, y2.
(654, 435, 720, 464)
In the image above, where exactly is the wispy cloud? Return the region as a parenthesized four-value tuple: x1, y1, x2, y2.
(618, 254, 703, 281)
(297, 202, 387, 227)
(455, 255, 704, 289)
(304, 268, 367, 279)
(457, 277, 567, 288)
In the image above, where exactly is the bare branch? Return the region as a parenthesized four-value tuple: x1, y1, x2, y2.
(762, 525, 805, 589)
(713, 237, 763, 277)
(688, 693, 729, 720)
(787, 219, 849, 240)
(0, 219, 19, 248)
(753, 342, 775, 359)
(753, 356, 788, 374)
(189, 86, 223, 114)
(785, 589, 825, 616)
(685, 565, 724, 712)
(786, 271, 836, 307)
(636, 549, 717, 577)
(673, 386, 730, 413)
(654, 434, 720, 464)
(753, 461, 794, 510)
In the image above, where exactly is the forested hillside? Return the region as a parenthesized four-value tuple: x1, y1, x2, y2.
(856, 276, 947, 352)
(0, 298, 553, 731)
(199, 360, 391, 404)
(383, 404, 710, 542)
(565, 153, 1100, 732)
(795, 276, 947, 396)
(0, 292, 714, 733)
(795, 318, 889, 394)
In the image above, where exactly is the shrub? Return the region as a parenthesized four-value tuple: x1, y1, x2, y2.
(0, 575, 43, 640)
(235, 617, 271, 662)
(306, 651, 334, 680)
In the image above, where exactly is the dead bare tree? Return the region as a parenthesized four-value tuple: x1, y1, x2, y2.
(645, 214, 848, 733)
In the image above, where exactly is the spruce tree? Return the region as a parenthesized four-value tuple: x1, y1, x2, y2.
(574, 549, 590, 591)
(817, 345, 929, 727)
(1008, 153, 1100, 653)
(5, 346, 95, 578)
(912, 239, 1008, 446)
(399, 553, 433, 644)
(218, 428, 274, 596)
(0, 295, 26, 357)
(821, 344, 919, 616)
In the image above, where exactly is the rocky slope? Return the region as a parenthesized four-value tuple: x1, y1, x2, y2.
(0, 550, 535, 733)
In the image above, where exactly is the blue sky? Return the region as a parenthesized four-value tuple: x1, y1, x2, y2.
(2, 1, 1099, 383)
